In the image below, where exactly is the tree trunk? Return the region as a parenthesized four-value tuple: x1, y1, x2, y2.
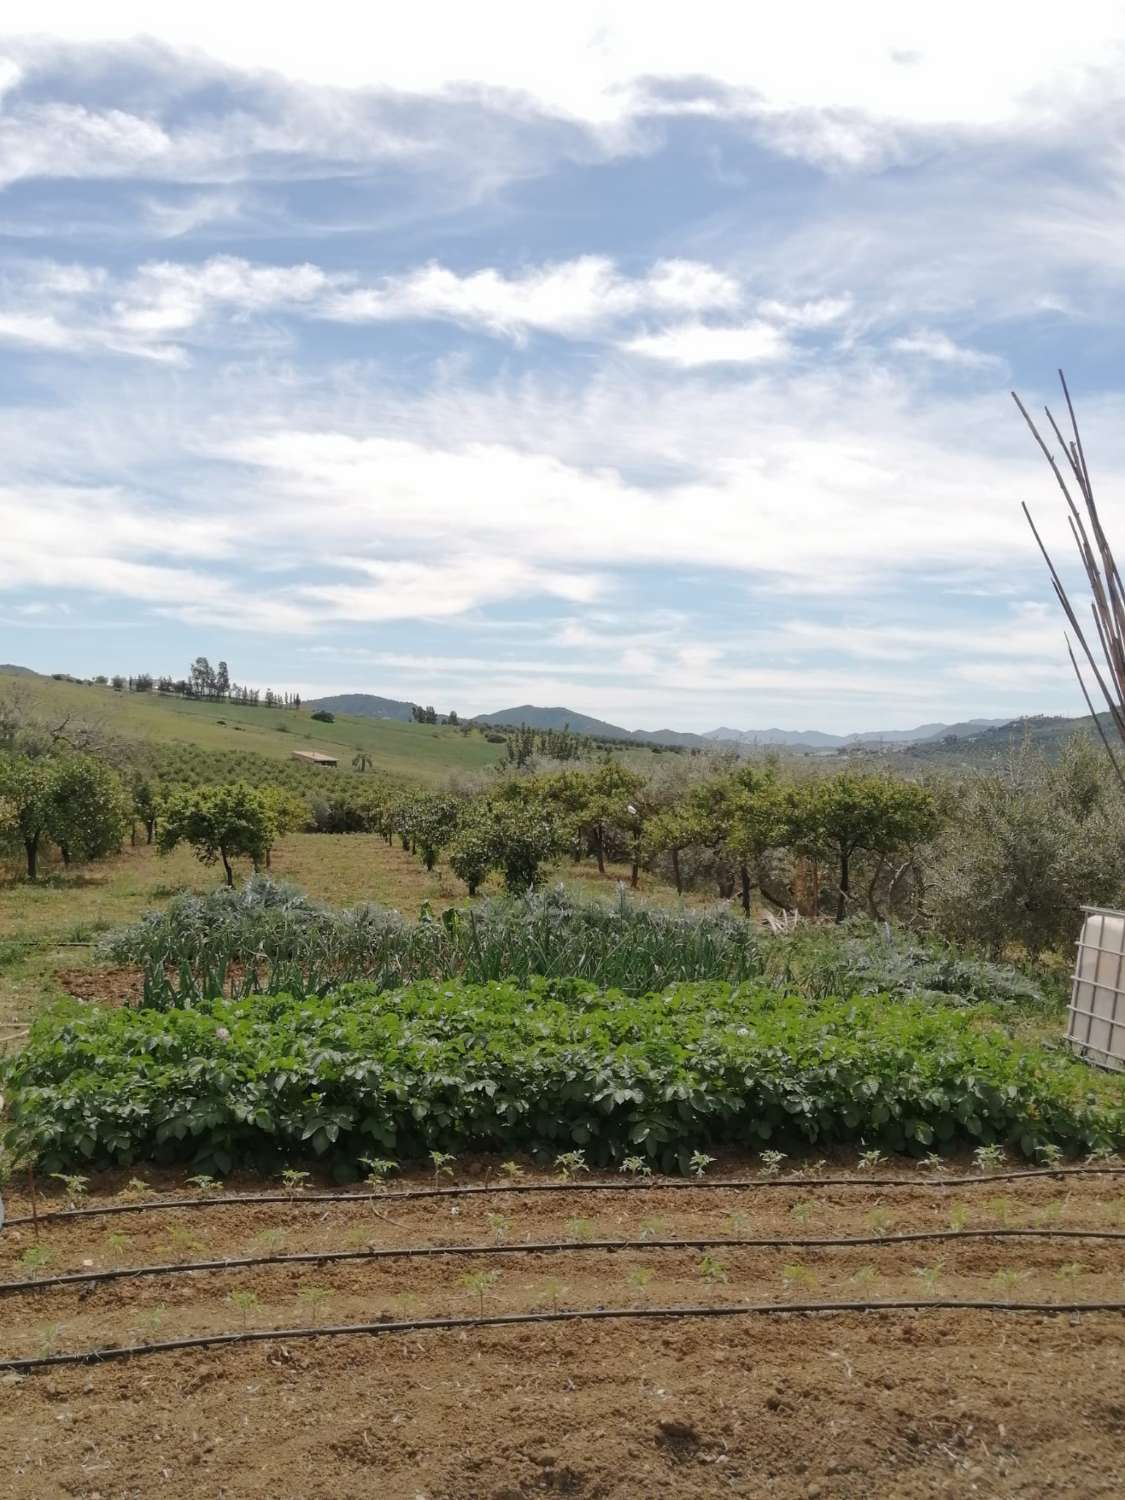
(866, 856, 886, 921)
(146, 820, 155, 845)
(221, 849, 234, 886)
(739, 861, 752, 916)
(595, 826, 605, 875)
(671, 847, 683, 895)
(60, 844, 71, 868)
(25, 836, 38, 881)
(836, 848, 849, 923)
(131, 822, 137, 847)
(630, 835, 640, 889)
(265, 847, 272, 869)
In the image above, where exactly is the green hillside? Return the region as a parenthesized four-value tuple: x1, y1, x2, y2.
(0, 670, 506, 787)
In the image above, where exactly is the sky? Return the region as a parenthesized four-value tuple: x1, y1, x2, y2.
(3, 3, 1125, 733)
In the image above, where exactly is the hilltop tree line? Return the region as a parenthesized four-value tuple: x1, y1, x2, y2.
(66, 657, 303, 709)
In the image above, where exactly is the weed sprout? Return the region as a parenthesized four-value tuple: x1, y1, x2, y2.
(361, 1157, 398, 1190)
(991, 1267, 1030, 1296)
(539, 1277, 570, 1312)
(297, 1286, 332, 1315)
(486, 1213, 511, 1241)
(228, 1288, 259, 1327)
(50, 1173, 89, 1206)
(564, 1217, 594, 1243)
(857, 1149, 885, 1172)
(105, 1230, 131, 1259)
(461, 1268, 501, 1316)
(280, 1168, 310, 1190)
(19, 1245, 54, 1272)
(689, 1151, 715, 1179)
(912, 1263, 944, 1293)
(554, 1151, 588, 1182)
(782, 1262, 815, 1291)
(759, 1151, 787, 1177)
(973, 1144, 1006, 1173)
(429, 1151, 456, 1187)
(499, 1160, 524, 1182)
(920, 1153, 948, 1174)
(185, 1174, 222, 1195)
(620, 1155, 652, 1179)
(627, 1266, 655, 1296)
(697, 1253, 728, 1283)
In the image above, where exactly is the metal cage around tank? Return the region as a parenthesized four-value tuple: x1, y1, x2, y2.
(1068, 906, 1125, 1072)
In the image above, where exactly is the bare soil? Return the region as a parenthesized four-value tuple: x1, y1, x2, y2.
(2, 1163, 1125, 1497)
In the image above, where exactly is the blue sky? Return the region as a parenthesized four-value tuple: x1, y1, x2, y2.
(3, 2, 1125, 732)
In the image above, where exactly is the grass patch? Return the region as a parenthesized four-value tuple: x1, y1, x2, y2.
(4, 980, 1121, 1174)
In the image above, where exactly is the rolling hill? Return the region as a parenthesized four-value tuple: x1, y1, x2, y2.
(0, 673, 506, 786)
(304, 692, 418, 722)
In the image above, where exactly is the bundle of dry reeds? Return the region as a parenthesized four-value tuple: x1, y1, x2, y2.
(1015, 370, 1125, 791)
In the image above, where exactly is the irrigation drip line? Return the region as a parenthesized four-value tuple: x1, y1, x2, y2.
(5, 1165, 1125, 1230)
(3, 1227, 1124, 1298)
(5, 1298, 1125, 1374)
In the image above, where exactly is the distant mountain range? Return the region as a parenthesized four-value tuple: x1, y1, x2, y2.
(705, 718, 1008, 750)
(472, 704, 1008, 751)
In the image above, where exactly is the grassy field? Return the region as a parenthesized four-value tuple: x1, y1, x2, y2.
(1, 669, 508, 784)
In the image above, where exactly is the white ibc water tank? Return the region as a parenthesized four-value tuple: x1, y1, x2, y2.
(1068, 907, 1125, 1071)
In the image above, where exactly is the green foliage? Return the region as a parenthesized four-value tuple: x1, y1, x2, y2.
(46, 756, 131, 866)
(930, 736, 1125, 956)
(0, 751, 129, 878)
(788, 772, 942, 921)
(157, 781, 277, 886)
(5, 978, 1121, 1174)
(309, 710, 335, 723)
(0, 754, 56, 878)
(759, 918, 1048, 1009)
(485, 793, 569, 892)
(98, 880, 765, 1005)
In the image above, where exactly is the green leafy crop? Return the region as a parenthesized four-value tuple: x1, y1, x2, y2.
(3, 980, 1121, 1175)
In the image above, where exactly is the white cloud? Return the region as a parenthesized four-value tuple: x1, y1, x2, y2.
(622, 321, 790, 366)
(324, 257, 740, 340)
(7, 2, 1124, 131)
(0, 253, 745, 358)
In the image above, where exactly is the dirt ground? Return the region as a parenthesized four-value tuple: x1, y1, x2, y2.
(2, 1162, 1125, 1498)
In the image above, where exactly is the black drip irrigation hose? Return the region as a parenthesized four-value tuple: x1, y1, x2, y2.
(6, 1165, 1125, 1230)
(4, 1298, 1125, 1375)
(3, 1227, 1124, 1298)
